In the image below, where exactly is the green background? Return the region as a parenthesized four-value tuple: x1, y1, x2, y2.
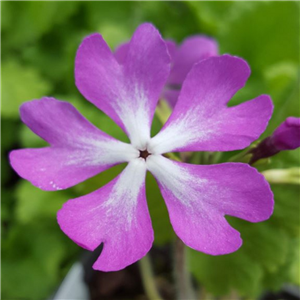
(1, 1, 299, 299)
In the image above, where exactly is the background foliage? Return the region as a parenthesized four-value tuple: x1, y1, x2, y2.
(1, 1, 299, 299)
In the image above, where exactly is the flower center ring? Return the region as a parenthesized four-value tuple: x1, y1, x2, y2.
(139, 149, 151, 160)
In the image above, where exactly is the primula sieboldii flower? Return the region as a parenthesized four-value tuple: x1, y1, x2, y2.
(115, 35, 218, 107)
(271, 117, 300, 150)
(250, 117, 300, 164)
(10, 23, 274, 271)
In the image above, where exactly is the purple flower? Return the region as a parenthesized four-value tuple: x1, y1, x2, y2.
(115, 35, 218, 107)
(250, 117, 300, 164)
(163, 36, 218, 107)
(10, 23, 274, 271)
(272, 117, 300, 150)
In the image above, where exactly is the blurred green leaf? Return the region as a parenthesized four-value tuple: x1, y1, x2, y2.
(1, 60, 51, 118)
(189, 247, 263, 297)
(237, 221, 289, 273)
(186, 1, 238, 34)
(84, 2, 134, 49)
(1, 189, 15, 223)
(269, 184, 300, 237)
(219, 2, 299, 135)
(2, 222, 77, 299)
(1, 118, 20, 149)
(263, 238, 300, 290)
(1, 1, 14, 31)
(2, 119, 20, 185)
(2, 1, 79, 49)
(19, 124, 48, 148)
(264, 62, 298, 94)
(289, 239, 300, 286)
(15, 181, 68, 224)
(219, 2, 299, 71)
(146, 173, 174, 245)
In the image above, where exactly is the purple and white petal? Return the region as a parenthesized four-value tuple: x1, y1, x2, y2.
(57, 159, 153, 271)
(149, 55, 273, 154)
(146, 155, 273, 255)
(9, 98, 138, 191)
(168, 35, 218, 85)
(76, 23, 170, 149)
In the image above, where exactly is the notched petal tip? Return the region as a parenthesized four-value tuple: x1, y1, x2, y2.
(56, 161, 153, 271)
(193, 54, 251, 82)
(224, 162, 275, 223)
(147, 156, 274, 257)
(57, 205, 97, 251)
(204, 234, 243, 256)
(91, 240, 153, 272)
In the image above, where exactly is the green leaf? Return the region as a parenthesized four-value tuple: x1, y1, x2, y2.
(2, 222, 78, 299)
(1, 60, 51, 118)
(218, 2, 299, 72)
(15, 181, 69, 224)
(269, 184, 300, 237)
(19, 125, 48, 148)
(186, 1, 240, 35)
(85, 2, 134, 48)
(1, 2, 14, 32)
(1, 118, 20, 149)
(216, 1, 299, 136)
(263, 238, 300, 291)
(1, 119, 20, 185)
(229, 218, 289, 273)
(146, 173, 174, 245)
(189, 247, 263, 297)
(2, 2, 79, 49)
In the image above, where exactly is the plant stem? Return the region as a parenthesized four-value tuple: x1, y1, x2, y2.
(174, 236, 195, 300)
(165, 152, 181, 162)
(155, 100, 172, 125)
(139, 255, 163, 300)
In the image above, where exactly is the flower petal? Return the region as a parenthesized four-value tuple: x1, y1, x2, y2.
(165, 40, 177, 60)
(168, 35, 218, 85)
(9, 98, 138, 191)
(146, 155, 273, 255)
(162, 89, 180, 108)
(114, 42, 128, 64)
(115, 40, 176, 65)
(163, 37, 217, 107)
(75, 23, 170, 149)
(57, 159, 153, 271)
(149, 55, 273, 154)
(272, 117, 300, 150)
